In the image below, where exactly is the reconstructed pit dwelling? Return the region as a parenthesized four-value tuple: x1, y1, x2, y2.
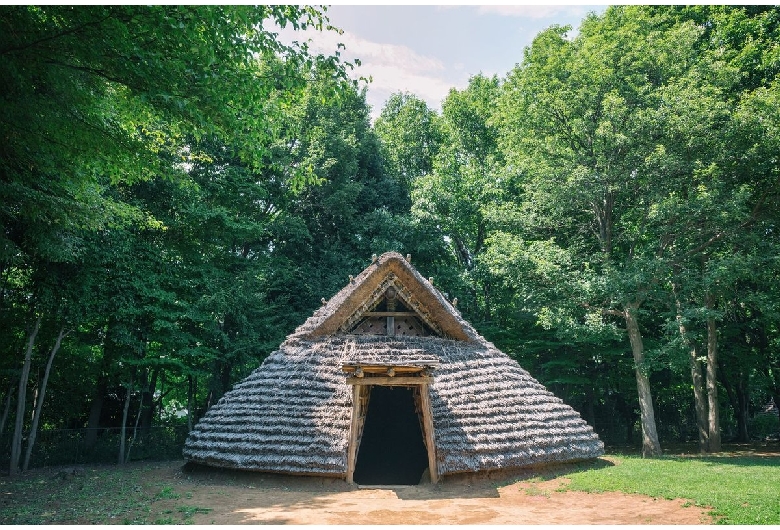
(183, 252, 604, 484)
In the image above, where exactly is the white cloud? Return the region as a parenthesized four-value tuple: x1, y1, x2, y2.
(277, 25, 464, 118)
(433, 4, 596, 19)
(479, 5, 580, 18)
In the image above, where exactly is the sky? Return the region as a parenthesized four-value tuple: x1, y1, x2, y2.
(278, 5, 607, 119)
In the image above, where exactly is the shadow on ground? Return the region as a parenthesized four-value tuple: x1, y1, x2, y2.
(182, 457, 614, 502)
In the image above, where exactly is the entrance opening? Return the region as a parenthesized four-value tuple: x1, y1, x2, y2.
(352, 386, 429, 485)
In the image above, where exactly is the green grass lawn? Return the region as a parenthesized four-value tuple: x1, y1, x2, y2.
(559, 453, 780, 525)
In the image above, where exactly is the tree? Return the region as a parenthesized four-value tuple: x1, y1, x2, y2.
(495, 5, 780, 455)
(646, 5, 780, 451)
(411, 75, 507, 321)
(0, 5, 352, 471)
(495, 10, 706, 456)
(374, 92, 443, 190)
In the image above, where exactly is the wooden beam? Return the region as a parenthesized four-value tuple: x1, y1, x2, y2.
(346, 384, 361, 484)
(364, 311, 417, 317)
(342, 364, 438, 375)
(419, 382, 439, 484)
(346, 376, 432, 386)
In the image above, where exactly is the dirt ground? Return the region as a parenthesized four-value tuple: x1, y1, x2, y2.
(154, 458, 714, 525)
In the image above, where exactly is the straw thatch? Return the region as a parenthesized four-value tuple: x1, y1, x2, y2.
(183, 252, 604, 477)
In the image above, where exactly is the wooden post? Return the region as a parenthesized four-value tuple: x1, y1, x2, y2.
(346, 384, 362, 483)
(419, 382, 439, 483)
(386, 286, 397, 336)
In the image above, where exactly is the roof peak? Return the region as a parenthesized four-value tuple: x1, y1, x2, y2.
(299, 252, 479, 342)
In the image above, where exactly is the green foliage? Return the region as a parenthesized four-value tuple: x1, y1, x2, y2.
(0, 5, 367, 463)
(374, 92, 443, 190)
(486, 5, 780, 449)
(1, 3, 780, 466)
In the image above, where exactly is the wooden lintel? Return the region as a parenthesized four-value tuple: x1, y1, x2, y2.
(346, 376, 431, 386)
(342, 364, 438, 375)
(364, 311, 418, 317)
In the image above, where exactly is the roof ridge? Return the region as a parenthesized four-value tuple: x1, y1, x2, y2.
(296, 252, 481, 342)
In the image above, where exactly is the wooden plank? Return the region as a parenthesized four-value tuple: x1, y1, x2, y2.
(341, 364, 438, 374)
(342, 365, 430, 372)
(342, 362, 440, 369)
(364, 311, 418, 317)
(419, 382, 439, 484)
(346, 376, 431, 386)
(346, 384, 361, 484)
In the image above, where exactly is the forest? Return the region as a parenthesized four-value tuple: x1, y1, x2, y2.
(1, 5, 779, 474)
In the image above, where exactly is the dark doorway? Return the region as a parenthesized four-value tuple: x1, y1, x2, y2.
(352, 386, 429, 485)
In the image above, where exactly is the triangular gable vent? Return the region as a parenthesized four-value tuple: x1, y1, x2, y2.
(343, 278, 439, 337)
(306, 252, 476, 342)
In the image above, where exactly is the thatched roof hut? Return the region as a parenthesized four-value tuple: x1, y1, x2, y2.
(183, 252, 604, 484)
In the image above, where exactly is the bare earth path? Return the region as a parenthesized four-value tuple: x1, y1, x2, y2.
(165, 459, 713, 525)
(0, 458, 715, 524)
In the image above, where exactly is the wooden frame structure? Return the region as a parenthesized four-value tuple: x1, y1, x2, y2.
(343, 363, 439, 484)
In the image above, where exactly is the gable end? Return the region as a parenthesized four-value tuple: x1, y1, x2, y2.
(305, 253, 475, 342)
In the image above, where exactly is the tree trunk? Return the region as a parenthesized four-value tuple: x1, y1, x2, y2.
(705, 293, 721, 452)
(23, 326, 67, 472)
(86, 322, 114, 449)
(187, 374, 194, 432)
(125, 386, 144, 464)
(10, 315, 41, 475)
(29, 384, 38, 423)
(85, 380, 105, 449)
(624, 302, 662, 457)
(140, 368, 159, 434)
(674, 298, 708, 451)
(118, 374, 133, 465)
(0, 383, 15, 437)
(671, 276, 709, 450)
(689, 348, 709, 451)
(735, 375, 749, 442)
(769, 361, 780, 438)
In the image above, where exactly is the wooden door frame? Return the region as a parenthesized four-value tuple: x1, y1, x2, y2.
(345, 377, 438, 484)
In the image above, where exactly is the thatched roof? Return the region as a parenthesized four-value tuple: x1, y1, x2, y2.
(183, 252, 604, 477)
(300, 252, 477, 341)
